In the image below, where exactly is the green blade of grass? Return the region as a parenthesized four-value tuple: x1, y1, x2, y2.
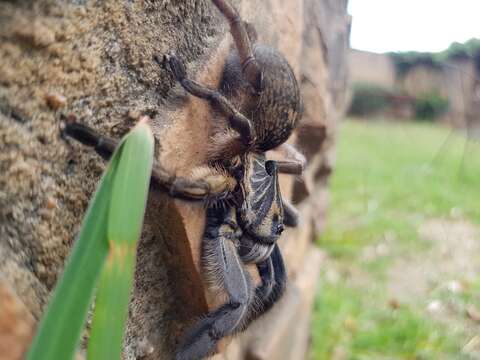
(107, 120, 154, 246)
(26, 145, 120, 360)
(87, 120, 154, 360)
(86, 248, 136, 360)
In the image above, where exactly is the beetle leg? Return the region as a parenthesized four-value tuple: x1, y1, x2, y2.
(63, 122, 237, 204)
(276, 160, 304, 175)
(162, 54, 255, 146)
(275, 143, 306, 175)
(282, 199, 299, 227)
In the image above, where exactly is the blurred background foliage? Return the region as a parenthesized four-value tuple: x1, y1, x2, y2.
(348, 84, 390, 117)
(388, 38, 480, 75)
(415, 92, 450, 120)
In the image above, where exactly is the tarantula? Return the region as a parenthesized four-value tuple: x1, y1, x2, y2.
(64, 0, 304, 359)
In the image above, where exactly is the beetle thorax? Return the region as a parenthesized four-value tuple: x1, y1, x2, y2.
(237, 153, 285, 244)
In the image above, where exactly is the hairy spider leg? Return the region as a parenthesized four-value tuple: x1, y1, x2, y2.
(254, 255, 276, 300)
(63, 122, 237, 204)
(177, 207, 255, 360)
(244, 244, 287, 326)
(164, 54, 255, 146)
(63, 122, 117, 160)
(211, 0, 263, 92)
(257, 244, 287, 312)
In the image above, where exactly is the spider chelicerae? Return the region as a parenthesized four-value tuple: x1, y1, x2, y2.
(64, 0, 304, 359)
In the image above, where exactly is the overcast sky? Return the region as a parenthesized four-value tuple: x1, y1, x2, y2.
(348, 0, 480, 54)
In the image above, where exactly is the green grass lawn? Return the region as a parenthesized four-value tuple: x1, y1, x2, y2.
(310, 120, 480, 359)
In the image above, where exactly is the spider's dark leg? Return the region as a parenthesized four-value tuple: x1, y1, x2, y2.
(253, 255, 275, 301)
(211, 0, 263, 92)
(64, 122, 117, 160)
(162, 54, 255, 145)
(256, 244, 287, 316)
(257, 244, 287, 312)
(64, 122, 237, 203)
(241, 244, 286, 329)
(177, 208, 253, 360)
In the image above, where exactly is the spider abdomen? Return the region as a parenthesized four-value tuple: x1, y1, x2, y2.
(220, 45, 302, 151)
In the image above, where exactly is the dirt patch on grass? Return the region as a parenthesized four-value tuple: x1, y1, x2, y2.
(387, 218, 480, 355)
(388, 218, 479, 302)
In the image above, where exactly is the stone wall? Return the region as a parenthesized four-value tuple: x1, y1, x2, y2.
(0, 1, 350, 359)
(349, 49, 397, 89)
(399, 58, 480, 128)
(348, 49, 480, 128)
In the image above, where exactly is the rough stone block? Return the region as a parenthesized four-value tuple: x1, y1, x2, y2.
(0, 278, 34, 360)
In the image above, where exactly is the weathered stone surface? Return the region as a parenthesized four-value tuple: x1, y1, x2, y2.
(0, 278, 34, 360)
(294, 0, 350, 235)
(0, 0, 349, 358)
(349, 49, 480, 129)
